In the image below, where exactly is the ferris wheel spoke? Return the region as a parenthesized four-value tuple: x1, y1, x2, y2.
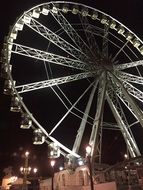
(88, 27, 133, 63)
(54, 85, 94, 124)
(107, 83, 141, 156)
(117, 71, 143, 85)
(112, 75, 139, 122)
(110, 82, 138, 120)
(72, 79, 99, 153)
(24, 14, 86, 61)
(50, 9, 94, 60)
(113, 41, 129, 60)
(49, 81, 95, 136)
(106, 91, 140, 157)
(49, 85, 94, 126)
(107, 80, 138, 121)
(109, 71, 143, 127)
(102, 122, 120, 130)
(102, 25, 109, 58)
(115, 60, 143, 70)
(16, 72, 95, 93)
(81, 23, 104, 39)
(79, 15, 101, 59)
(11, 43, 88, 70)
(121, 81, 143, 103)
(82, 25, 132, 62)
(89, 71, 107, 160)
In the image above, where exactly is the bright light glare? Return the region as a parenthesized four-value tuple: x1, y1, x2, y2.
(59, 166, 63, 171)
(50, 160, 56, 167)
(20, 167, 24, 172)
(78, 160, 84, 166)
(25, 151, 29, 157)
(33, 168, 38, 173)
(81, 167, 87, 171)
(10, 176, 18, 183)
(86, 145, 92, 155)
(124, 154, 128, 159)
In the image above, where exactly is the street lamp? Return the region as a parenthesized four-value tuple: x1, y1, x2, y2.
(124, 154, 128, 160)
(33, 168, 38, 190)
(33, 168, 38, 174)
(50, 159, 56, 190)
(124, 153, 131, 189)
(20, 151, 31, 190)
(86, 145, 94, 190)
(20, 151, 38, 190)
(59, 166, 64, 171)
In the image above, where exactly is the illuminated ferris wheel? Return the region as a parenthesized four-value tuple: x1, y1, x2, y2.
(2, 1, 143, 166)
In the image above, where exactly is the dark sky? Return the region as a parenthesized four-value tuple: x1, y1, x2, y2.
(0, 0, 143, 179)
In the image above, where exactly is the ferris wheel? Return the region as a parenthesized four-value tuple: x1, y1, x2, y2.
(1, 1, 143, 166)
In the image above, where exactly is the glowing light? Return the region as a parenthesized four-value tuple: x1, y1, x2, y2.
(78, 160, 84, 166)
(86, 145, 92, 155)
(136, 162, 140, 166)
(25, 151, 29, 157)
(10, 176, 18, 183)
(81, 167, 87, 171)
(109, 20, 116, 29)
(50, 160, 56, 167)
(117, 26, 125, 35)
(59, 166, 64, 171)
(42, 6, 49, 15)
(32, 8, 41, 18)
(124, 154, 128, 159)
(91, 12, 98, 20)
(133, 39, 140, 48)
(20, 167, 24, 172)
(52, 6, 59, 14)
(33, 168, 38, 173)
(72, 6, 79, 14)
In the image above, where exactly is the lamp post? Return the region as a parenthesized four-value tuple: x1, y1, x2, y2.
(86, 145, 94, 190)
(20, 151, 30, 190)
(33, 168, 38, 190)
(20, 151, 38, 190)
(50, 160, 55, 190)
(124, 154, 128, 160)
(124, 153, 131, 190)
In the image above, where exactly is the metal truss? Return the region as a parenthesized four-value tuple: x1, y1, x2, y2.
(72, 79, 99, 154)
(89, 71, 107, 163)
(115, 60, 143, 70)
(11, 43, 89, 71)
(16, 71, 95, 93)
(79, 15, 101, 60)
(117, 70, 143, 85)
(109, 71, 143, 128)
(49, 81, 95, 136)
(102, 25, 109, 58)
(50, 9, 94, 61)
(24, 14, 87, 61)
(106, 84, 141, 157)
(113, 83, 138, 121)
(102, 122, 120, 130)
(121, 80, 143, 103)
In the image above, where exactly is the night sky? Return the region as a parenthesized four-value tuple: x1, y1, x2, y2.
(0, 0, 143, 179)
